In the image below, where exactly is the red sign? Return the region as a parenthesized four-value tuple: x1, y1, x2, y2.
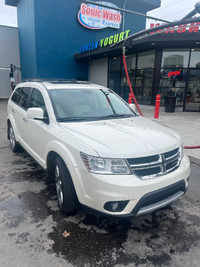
(150, 23, 200, 34)
(78, 2, 122, 30)
(168, 70, 181, 77)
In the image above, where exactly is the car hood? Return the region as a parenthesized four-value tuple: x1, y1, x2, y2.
(59, 116, 182, 158)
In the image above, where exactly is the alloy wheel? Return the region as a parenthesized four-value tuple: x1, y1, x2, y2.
(55, 165, 64, 206)
(9, 126, 16, 150)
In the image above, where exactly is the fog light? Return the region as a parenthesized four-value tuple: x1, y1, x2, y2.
(111, 203, 119, 212)
(104, 200, 129, 212)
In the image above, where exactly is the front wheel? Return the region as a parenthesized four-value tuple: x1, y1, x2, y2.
(54, 157, 78, 214)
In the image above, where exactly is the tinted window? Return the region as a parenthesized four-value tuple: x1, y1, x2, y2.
(29, 89, 47, 116)
(11, 88, 21, 104)
(161, 49, 190, 68)
(109, 57, 121, 72)
(190, 48, 200, 68)
(138, 51, 155, 69)
(18, 87, 31, 109)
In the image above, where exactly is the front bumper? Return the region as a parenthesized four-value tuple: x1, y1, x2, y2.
(71, 154, 190, 216)
(131, 179, 187, 216)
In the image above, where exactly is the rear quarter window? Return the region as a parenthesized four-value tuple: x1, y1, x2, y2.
(11, 88, 21, 104)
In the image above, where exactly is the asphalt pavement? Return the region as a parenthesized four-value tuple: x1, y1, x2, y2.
(0, 100, 200, 267)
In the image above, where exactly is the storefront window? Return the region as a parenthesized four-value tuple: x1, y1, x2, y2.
(160, 69, 187, 88)
(137, 51, 155, 69)
(185, 69, 200, 111)
(109, 72, 121, 87)
(159, 87, 185, 107)
(109, 57, 120, 72)
(108, 57, 121, 97)
(135, 69, 154, 105)
(161, 49, 190, 68)
(190, 49, 200, 68)
(121, 69, 136, 86)
(159, 69, 187, 106)
(121, 55, 136, 102)
(122, 54, 136, 70)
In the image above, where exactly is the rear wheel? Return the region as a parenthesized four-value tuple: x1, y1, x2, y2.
(8, 124, 21, 153)
(54, 157, 78, 214)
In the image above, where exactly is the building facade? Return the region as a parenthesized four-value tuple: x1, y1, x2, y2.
(0, 25, 20, 98)
(6, 0, 160, 79)
(7, 1, 200, 112)
(76, 22, 200, 112)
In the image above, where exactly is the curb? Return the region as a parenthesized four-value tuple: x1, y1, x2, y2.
(188, 155, 200, 166)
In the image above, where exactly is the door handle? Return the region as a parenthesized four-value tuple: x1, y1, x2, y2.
(23, 118, 28, 122)
(12, 108, 15, 113)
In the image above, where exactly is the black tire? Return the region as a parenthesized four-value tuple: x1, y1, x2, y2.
(54, 157, 78, 214)
(8, 123, 22, 153)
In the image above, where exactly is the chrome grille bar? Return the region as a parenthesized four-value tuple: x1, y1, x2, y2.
(127, 147, 181, 179)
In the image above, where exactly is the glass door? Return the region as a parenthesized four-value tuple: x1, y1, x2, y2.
(159, 69, 187, 107)
(185, 69, 200, 111)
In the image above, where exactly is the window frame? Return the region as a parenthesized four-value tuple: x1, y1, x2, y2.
(27, 87, 49, 119)
(11, 87, 33, 110)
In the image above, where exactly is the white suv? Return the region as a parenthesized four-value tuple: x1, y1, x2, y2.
(7, 80, 190, 216)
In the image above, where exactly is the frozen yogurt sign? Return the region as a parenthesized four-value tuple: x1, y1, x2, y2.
(78, 2, 122, 30)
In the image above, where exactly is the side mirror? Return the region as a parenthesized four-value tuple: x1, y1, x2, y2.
(129, 103, 137, 113)
(27, 107, 44, 119)
(27, 108, 49, 124)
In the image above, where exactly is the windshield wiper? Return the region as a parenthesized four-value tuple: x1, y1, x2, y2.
(96, 114, 134, 120)
(58, 114, 135, 122)
(58, 117, 94, 122)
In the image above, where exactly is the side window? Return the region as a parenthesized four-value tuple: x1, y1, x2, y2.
(11, 87, 21, 104)
(29, 88, 47, 117)
(18, 87, 31, 110)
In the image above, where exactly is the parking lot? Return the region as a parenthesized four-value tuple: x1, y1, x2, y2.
(1, 100, 200, 267)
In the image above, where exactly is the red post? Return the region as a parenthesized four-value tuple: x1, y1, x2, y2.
(154, 94, 161, 119)
(128, 93, 132, 104)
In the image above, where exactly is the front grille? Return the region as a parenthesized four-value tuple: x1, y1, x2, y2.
(127, 147, 181, 179)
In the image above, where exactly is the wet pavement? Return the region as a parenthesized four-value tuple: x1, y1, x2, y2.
(1, 100, 200, 267)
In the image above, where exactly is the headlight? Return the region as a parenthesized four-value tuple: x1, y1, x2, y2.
(80, 152, 131, 175)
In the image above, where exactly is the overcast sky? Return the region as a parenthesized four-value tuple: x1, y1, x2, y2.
(146, 0, 199, 28)
(0, 0, 17, 27)
(0, 0, 199, 28)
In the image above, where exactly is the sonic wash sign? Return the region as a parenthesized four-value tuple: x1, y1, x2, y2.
(78, 2, 122, 30)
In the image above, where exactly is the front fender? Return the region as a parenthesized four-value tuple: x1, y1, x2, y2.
(45, 140, 89, 202)
(45, 140, 78, 168)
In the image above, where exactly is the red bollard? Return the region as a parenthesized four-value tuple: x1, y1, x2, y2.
(154, 94, 161, 119)
(128, 93, 132, 104)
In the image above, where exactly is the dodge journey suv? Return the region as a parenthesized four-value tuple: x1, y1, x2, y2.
(7, 80, 190, 216)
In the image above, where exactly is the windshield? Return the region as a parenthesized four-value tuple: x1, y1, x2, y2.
(49, 88, 136, 122)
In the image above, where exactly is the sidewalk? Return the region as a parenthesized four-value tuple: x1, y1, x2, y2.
(141, 105, 200, 164)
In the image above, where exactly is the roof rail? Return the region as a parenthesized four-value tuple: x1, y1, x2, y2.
(22, 78, 90, 84)
(22, 78, 44, 82)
